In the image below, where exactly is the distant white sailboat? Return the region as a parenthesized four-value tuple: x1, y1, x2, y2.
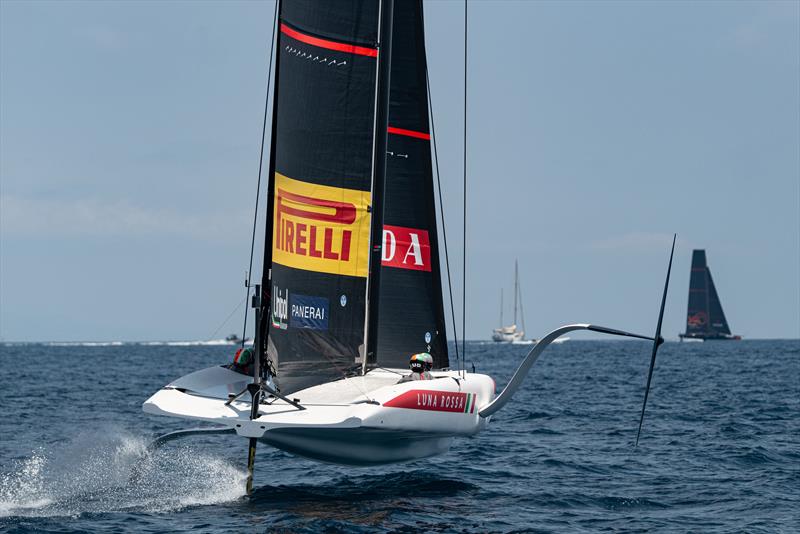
(492, 260, 526, 342)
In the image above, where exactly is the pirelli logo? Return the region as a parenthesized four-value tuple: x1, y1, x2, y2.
(273, 173, 371, 277)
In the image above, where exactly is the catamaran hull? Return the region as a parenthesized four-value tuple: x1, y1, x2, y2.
(143, 367, 494, 466)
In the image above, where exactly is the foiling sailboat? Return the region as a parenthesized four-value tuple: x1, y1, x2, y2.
(142, 0, 674, 492)
(679, 249, 741, 341)
(492, 260, 526, 343)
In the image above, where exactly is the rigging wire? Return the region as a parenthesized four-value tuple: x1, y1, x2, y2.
(425, 67, 460, 369)
(461, 0, 468, 376)
(518, 278, 527, 336)
(208, 296, 248, 341)
(240, 0, 280, 348)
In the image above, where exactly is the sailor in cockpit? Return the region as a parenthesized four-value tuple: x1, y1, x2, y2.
(398, 352, 435, 382)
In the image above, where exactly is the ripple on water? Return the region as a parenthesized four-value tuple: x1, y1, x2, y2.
(1, 340, 798, 532)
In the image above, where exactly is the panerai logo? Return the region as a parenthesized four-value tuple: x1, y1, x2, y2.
(271, 286, 288, 330)
(290, 294, 329, 331)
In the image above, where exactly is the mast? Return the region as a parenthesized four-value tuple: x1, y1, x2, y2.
(363, 0, 395, 371)
(258, 0, 283, 369)
(518, 276, 526, 335)
(703, 267, 711, 335)
(500, 289, 504, 326)
(513, 260, 518, 326)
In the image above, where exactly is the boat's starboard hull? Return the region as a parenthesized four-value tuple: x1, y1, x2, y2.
(143, 367, 495, 465)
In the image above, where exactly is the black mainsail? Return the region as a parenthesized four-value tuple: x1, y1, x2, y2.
(258, 0, 448, 394)
(262, 0, 381, 394)
(680, 249, 739, 341)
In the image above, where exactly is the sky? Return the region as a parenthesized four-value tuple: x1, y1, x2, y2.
(1, 0, 798, 342)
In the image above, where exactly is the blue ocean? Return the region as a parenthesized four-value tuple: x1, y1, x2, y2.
(1, 339, 798, 532)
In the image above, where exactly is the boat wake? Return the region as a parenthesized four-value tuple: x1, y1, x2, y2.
(0, 427, 246, 518)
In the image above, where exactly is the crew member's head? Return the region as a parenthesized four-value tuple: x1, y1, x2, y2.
(410, 352, 433, 373)
(234, 347, 254, 367)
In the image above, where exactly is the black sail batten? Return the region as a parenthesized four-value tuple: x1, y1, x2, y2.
(682, 249, 734, 340)
(264, 0, 381, 395)
(371, 0, 449, 371)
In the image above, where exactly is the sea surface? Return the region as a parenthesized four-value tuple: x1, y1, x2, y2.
(1, 339, 798, 533)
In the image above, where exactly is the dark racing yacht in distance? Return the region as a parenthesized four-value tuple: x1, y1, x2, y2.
(679, 249, 741, 341)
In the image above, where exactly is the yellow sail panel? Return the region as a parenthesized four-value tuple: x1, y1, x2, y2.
(272, 172, 371, 278)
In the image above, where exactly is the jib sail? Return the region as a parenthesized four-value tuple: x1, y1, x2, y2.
(264, 0, 382, 394)
(372, 0, 449, 370)
(684, 249, 732, 338)
(707, 270, 731, 335)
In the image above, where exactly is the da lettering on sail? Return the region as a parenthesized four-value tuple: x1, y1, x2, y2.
(273, 173, 371, 277)
(381, 225, 431, 272)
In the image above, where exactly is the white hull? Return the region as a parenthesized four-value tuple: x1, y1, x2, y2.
(492, 325, 524, 343)
(143, 366, 495, 465)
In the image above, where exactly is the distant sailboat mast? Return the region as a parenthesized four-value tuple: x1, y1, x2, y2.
(499, 288, 504, 328)
(513, 260, 518, 327)
(517, 266, 526, 336)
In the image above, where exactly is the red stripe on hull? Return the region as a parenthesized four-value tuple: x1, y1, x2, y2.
(384, 390, 472, 413)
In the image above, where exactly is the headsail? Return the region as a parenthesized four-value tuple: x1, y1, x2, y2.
(373, 0, 449, 370)
(264, 0, 381, 394)
(706, 270, 731, 335)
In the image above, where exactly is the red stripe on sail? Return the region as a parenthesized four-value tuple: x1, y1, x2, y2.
(388, 126, 431, 140)
(280, 23, 378, 58)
